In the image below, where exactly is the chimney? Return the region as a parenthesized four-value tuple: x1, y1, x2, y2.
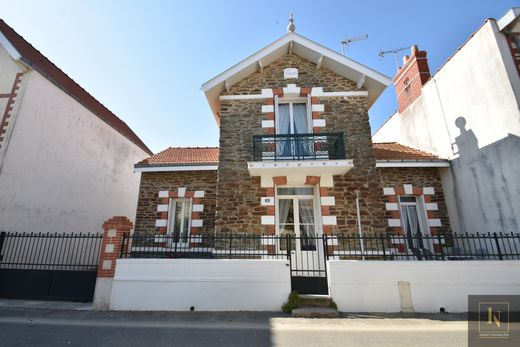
(393, 45, 431, 113)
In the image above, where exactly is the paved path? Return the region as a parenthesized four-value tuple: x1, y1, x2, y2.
(0, 304, 471, 347)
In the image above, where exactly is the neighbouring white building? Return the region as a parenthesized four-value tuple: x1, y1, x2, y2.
(0, 19, 152, 234)
(373, 8, 520, 235)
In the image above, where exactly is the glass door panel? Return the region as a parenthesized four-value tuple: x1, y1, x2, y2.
(298, 199, 316, 251)
(278, 199, 296, 251)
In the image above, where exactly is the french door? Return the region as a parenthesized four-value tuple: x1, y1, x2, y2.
(168, 198, 192, 245)
(399, 196, 432, 253)
(275, 99, 312, 158)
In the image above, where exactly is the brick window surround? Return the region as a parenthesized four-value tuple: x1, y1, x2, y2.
(155, 188, 205, 236)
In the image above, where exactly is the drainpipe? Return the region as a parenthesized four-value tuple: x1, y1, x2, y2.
(355, 190, 366, 260)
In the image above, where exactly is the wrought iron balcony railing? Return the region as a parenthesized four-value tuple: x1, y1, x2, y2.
(252, 133, 346, 161)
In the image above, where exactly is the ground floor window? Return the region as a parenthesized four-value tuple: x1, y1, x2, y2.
(399, 195, 429, 251)
(168, 198, 192, 243)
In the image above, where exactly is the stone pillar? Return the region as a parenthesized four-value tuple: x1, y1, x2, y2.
(92, 216, 133, 311)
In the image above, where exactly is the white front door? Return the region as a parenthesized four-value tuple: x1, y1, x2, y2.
(276, 187, 324, 277)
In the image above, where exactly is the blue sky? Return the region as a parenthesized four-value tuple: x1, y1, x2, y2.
(0, 0, 515, 153)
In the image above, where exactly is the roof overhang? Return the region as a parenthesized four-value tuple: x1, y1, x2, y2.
(375, 160, 450, 168)
(201, 32, 391, 125)
(497, 7, 520, 32)
(134, 164, 218, 173)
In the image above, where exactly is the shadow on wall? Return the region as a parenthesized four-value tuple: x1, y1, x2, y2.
(450, 116, 520, 234)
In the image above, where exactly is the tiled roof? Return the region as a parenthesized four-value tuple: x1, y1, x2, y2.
(135, 147, 219, 167)
(0, 19, 152, 155)
(373, 142, 441, 161)
(136, 143, 440, 168)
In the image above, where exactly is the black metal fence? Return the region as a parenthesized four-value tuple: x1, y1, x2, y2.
(332, 232, 520, 261)
(252, 133, 346, 161)
(0, 232, 103, 270)
(121, 232, 520, 261)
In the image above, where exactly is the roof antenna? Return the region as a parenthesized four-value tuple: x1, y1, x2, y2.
(287, 12, 295, 33)
(378, 46, 410, 70)
(341, 33, 368, 55)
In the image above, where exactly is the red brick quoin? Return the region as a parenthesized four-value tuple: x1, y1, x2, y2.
(97, 216, 133, 278)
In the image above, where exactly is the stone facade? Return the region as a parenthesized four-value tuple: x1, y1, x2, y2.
(134, 171, 217, 236)
(378, 167, 451, 235)
(217, 54, 386, 235)
(133, 55, 452, 240)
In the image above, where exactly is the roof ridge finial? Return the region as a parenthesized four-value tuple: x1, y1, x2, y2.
(287, 12, 295, 33)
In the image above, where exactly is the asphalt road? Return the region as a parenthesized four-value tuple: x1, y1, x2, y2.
(0, 306, 473, 347)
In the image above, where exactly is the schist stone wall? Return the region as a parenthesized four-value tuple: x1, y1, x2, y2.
(216, 54, 386, 235)
(134, 171, 217, 236)
(378, 167, 451, 235)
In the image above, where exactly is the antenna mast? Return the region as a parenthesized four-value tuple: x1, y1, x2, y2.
(378, 46, 409, 69)
(340, 33, 368, 55)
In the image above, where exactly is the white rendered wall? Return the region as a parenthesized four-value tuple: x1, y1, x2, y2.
(0, 64, 149, 234)
(329, 260, 520, 313)
(373, 21, 520, 234)
(110, 259, 291, 311)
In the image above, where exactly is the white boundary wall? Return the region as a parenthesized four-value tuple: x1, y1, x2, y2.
(329, 260, 520, 313)
(110, 259, 291, 311)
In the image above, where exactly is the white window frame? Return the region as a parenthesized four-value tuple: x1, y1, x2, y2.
(167, 198, 193, 244)
(274, 184, 323, 238)
(397, 195, 430, 236)
(274, 95, 312, 135)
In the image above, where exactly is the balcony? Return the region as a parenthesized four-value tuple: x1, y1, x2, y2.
(248, 133, 354, 177)
(252, 133, 346, 161)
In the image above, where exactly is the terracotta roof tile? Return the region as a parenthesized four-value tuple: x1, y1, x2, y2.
(137, 143, 441, 168)
(373, 142, 441, 161)
(135, 147, 219, 167)
(0, 19, 152, 155)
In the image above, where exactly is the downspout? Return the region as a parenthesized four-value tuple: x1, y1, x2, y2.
(355, 190, 365, 260)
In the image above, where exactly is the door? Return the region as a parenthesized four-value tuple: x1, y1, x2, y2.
(276, 187, 328, 294)
(276, 100, 311, 158)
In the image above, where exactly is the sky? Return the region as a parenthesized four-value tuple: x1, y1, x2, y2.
(0, 0, 516, 153)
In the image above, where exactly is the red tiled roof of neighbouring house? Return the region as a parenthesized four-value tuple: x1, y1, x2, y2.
(0, 19, 152, 155)
(373, 142, 442, 161)
(135, 147, 219, 167)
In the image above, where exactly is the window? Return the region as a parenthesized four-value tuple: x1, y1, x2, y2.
(274, 95, 313, 158)
(275, 95, 311, 135)
(167, 198, 192, 243)
(398, 195, 429, 250)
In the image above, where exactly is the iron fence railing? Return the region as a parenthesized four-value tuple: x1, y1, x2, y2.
(0, 232, 103, 270)
(252, 133, 346, 161)
(121, 232, 520, 261)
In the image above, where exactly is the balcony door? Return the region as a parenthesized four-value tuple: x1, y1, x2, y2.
(275, 96, 312, 158)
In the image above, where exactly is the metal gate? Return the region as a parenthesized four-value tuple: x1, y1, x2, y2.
(287, 235, 328, 295)
(0, 232, 102, 302)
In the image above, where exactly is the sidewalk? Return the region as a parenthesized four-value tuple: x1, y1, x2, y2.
(0, 301, 470, 347)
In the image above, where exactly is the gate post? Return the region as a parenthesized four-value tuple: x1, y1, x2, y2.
(92, 216, 133, 311)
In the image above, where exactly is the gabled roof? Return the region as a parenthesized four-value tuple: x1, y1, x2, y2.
(373, 142, 442, 161)
(135, 147, 219, 168)
(201, 32, 392, 123)
(0, 19, 152, 155)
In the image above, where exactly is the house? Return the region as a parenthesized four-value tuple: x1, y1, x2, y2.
(131, 17, 454, 294)
(89, 15, 520, 313)
(373, 8, 520, 235)
(0, 19, 152, 235)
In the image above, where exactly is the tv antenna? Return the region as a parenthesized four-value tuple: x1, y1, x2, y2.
(378, 46, 409, 69)
(340, 33, 368, 55)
